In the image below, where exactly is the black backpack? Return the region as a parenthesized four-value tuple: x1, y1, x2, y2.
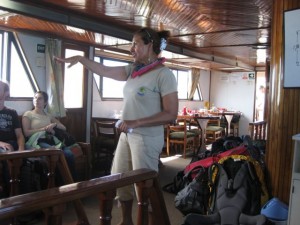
(174, 166, 210, 215)
(163, 165, 204, 195)
(17, 158, 48, 224)
(19, 158, 48, 194)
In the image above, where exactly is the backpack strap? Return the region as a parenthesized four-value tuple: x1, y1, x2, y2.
(207, 163, 221, 214)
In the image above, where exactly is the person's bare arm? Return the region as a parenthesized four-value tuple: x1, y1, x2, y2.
(15, 128, 25, 150)
(118, 92, 178, 132)
(22, 116, 45, 137)
(55, 56, 128, 81)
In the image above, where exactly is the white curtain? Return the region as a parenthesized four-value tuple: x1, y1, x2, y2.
(45, 39, 66, 117)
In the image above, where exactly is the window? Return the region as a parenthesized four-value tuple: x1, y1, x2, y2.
(172, 69, 202, 100)
(0, 31, 36, 97)
(93, 56, 202, 101)
(64, 49, 84, 108)
(173, 69, 189, 99)
(93, 57, 128, 99)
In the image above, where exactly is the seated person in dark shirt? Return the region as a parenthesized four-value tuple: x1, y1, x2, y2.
(0, 81, 25, 197)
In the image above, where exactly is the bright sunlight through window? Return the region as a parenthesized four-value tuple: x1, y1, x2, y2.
(64, 49, 84, 108)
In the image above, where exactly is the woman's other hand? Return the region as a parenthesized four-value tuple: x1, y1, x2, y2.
(54, 55, 82, 68)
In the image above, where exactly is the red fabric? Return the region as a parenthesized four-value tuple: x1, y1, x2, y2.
(184, 145, 249, 175)
(131, 57, 166, 78)
(218, 145, 249, 158)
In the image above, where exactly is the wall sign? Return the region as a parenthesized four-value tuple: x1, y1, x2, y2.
(37, 44, 45, 53)
(284, 8, 300, 88)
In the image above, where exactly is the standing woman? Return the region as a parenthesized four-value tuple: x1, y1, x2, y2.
(56, 27, 178, 225)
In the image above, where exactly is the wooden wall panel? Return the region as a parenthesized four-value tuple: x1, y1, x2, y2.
(266, 0, 300, 204)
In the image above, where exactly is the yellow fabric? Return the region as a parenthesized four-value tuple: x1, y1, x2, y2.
(188, 67, 201, 100)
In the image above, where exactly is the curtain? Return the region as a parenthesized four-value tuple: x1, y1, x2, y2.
(45, 39, 66, 117)
(188, 67, 201, 100)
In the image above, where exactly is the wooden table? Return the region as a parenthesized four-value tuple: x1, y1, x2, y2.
(177, 114, 220, 153)
(209, 111, 242, 136)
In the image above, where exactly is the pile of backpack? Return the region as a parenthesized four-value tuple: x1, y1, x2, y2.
(163, 135, 271, 225)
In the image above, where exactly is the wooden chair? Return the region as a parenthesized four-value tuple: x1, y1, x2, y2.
(92, 120, 119, 175)
(249, 120, 267, 140)
(166, 123, 197, 159)
(177, 117, 201, 148)
(206, 118, 224, 144)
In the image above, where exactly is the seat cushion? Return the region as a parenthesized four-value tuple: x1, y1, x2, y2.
(206, 126, 223, 132)
(170, 131, 196, 139)
(189, 128, 202, 135)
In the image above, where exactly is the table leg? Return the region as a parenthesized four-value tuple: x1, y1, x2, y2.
(225, 115, 233, 136)
(197, 119, 209, 152)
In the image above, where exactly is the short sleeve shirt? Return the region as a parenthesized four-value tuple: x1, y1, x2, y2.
(0, 107, 21, 142)
(23, 111, 52, 130)
(123, 65, 177, 136)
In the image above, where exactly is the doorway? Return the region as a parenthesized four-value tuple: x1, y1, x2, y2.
(254, 71, 266, 122)
(61, 43, 89, 142)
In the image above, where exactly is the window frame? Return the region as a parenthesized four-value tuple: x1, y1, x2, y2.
(0, 31, 38, 100)
(93, 56, 129, 101)
(170, 67, 203, 101)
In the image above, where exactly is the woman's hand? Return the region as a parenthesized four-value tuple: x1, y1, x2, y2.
(44, 123, 57, 134)
(54, 55, 82, 68)
(117, 121, 135, 133)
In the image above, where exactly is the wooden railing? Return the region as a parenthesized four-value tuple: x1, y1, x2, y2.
(249, 120, 267, 140)
(0, 150, 170, 225)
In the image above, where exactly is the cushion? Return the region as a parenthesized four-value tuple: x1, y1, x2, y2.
(206, 126, 223, 132)
(170, 131, 196, 139)
(69, 143, 83, 158)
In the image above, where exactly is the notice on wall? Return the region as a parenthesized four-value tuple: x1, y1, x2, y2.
(284, 8, 300, 88)
(220, 75, 229, 82)
(37, 44, 45, 53)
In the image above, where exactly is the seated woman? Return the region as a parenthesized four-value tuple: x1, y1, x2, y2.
(22, 91, 77, 182)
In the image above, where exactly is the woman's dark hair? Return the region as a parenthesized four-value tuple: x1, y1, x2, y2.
(134, 27, 170, 55)
(35, 91, 49, 104)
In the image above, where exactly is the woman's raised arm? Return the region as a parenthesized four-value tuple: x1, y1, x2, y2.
(55, 55, 128, 81)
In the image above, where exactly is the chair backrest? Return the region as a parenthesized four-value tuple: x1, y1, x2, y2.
(93, 120, 119, 144)
(207, 118, 221, 127)
(168, 125, 186, 133)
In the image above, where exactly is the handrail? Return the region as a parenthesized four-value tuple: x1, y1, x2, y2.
(0, 149, 89, 224)
(249, 120, 267, 140)
(0, 150, 170, 225)
(0, 168, 170, 225)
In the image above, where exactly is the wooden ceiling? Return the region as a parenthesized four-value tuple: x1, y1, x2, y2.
(0, 0, 272, 72)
